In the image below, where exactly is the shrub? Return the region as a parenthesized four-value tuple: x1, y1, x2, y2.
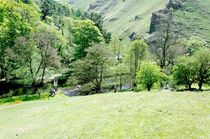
(18, 88, 24, 96)
(0, 93, 49, 105)
(136, 62, 165, 91)
(79, 83, 95, 95)
(173, 57, 197, 89)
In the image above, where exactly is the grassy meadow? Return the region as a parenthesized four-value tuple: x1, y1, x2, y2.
(0, 91, 209, 138)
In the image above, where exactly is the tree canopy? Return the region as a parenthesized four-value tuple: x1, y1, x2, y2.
(71, 19, 103, 60)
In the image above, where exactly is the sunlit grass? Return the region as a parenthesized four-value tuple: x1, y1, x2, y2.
(0, 91, 209, 138)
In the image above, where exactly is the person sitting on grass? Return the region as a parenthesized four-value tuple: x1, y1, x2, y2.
(49, 88, 56, 97)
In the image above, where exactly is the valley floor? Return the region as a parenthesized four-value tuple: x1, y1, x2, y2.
(0, 91, 209, 138)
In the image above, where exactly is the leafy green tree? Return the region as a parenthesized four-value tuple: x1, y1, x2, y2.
(41, 0, 55, 20)
(173, 48, 210, 90)
(85, 12, 111, 43)
(193, 48, 210, 90)
(19, 0, 32, 4)
(54, 17, 65, 35)
(71, 19, 103, 60)
(0, 0, 40, 79)
(173, 57, 197, 90)
(74, 9, 84, 18)
(56, 2, 72, 17)
(102, 30, 111, 44)
(186, 36, 207, 56)
(136, 62, 164, 91)
(110, 36, 121, 55)
(8, 31, 61, 86)
(128, 40, 148, 87)
(71, 44, 111, 94)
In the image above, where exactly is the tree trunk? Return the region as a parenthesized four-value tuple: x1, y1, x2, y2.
(95, 84, 101, 94)
(188, 83, 192, 90)
(160, 63, 164, 69)
(132, 82, 137, 89)
(41, 66, 46, 84)
(0, 61, 6, 79)
(147, 84, 152, 91)
(119, 75, 122, 90)
(198, 82, 203, 90)
(0, 69, 5, 79)
(198, 64, 204, 90)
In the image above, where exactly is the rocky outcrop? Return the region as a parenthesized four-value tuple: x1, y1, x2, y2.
(149, 0, 184, 34)
(166, 0, 183, 10)
(88, 0, 104, 11)
(109, 18, 118, 22)
(129, 32, 137, 42)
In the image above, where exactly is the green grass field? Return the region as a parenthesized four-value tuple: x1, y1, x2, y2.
(0, 91, 209, 138)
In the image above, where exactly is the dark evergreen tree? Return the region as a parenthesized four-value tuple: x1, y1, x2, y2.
(41, 0, 55, 20)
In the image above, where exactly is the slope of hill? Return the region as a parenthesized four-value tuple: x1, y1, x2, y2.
(0, 92, 209, 138)
(58, 0, 168, 38)
(173, 0, 210, 43)
(58, 0, 210, 43)
(88, 0, 169, 38)
(149, 0, 210, 44)
(58, 0, 96, 9)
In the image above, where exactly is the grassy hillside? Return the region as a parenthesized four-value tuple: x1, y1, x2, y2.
(88, 0, 169, 38)
(0, 92, 209, 138)
(58, 0, 210, 43)
(58, 0, 168, 38)
(173, 0, 210, 43)
(58, 0, 96, 10)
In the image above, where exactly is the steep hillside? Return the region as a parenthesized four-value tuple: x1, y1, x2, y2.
(174, 0, 210, 43)
(88, 0, 169, 38)
(55, 0, 210, 43)
(58, 0, 168, 38)
(150, 0, 210, 44)
(58, 0, 96, 9)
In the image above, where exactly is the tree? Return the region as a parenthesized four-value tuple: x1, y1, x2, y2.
(71, 45, 111, 94)
(149, 8, 179, 68)
(8, 31, 61, 86)
(173, 48, 210, 90)
(173, 57, 197, 90)
(0, 0, 40, 79)
(128, 40, 148, 87)
(19, 0, 32, 5)
(75, 9, 83, 17)
(186, 36, 207, 56)
(193, 48, 210, 90)
(136, 62, 164, 91)
(41, 0, 55, 20)
(110, 36, 121, 55)
(71, 19, 103, 60)
(85, 12, 111, 43)
(56, 2, 72, 17)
